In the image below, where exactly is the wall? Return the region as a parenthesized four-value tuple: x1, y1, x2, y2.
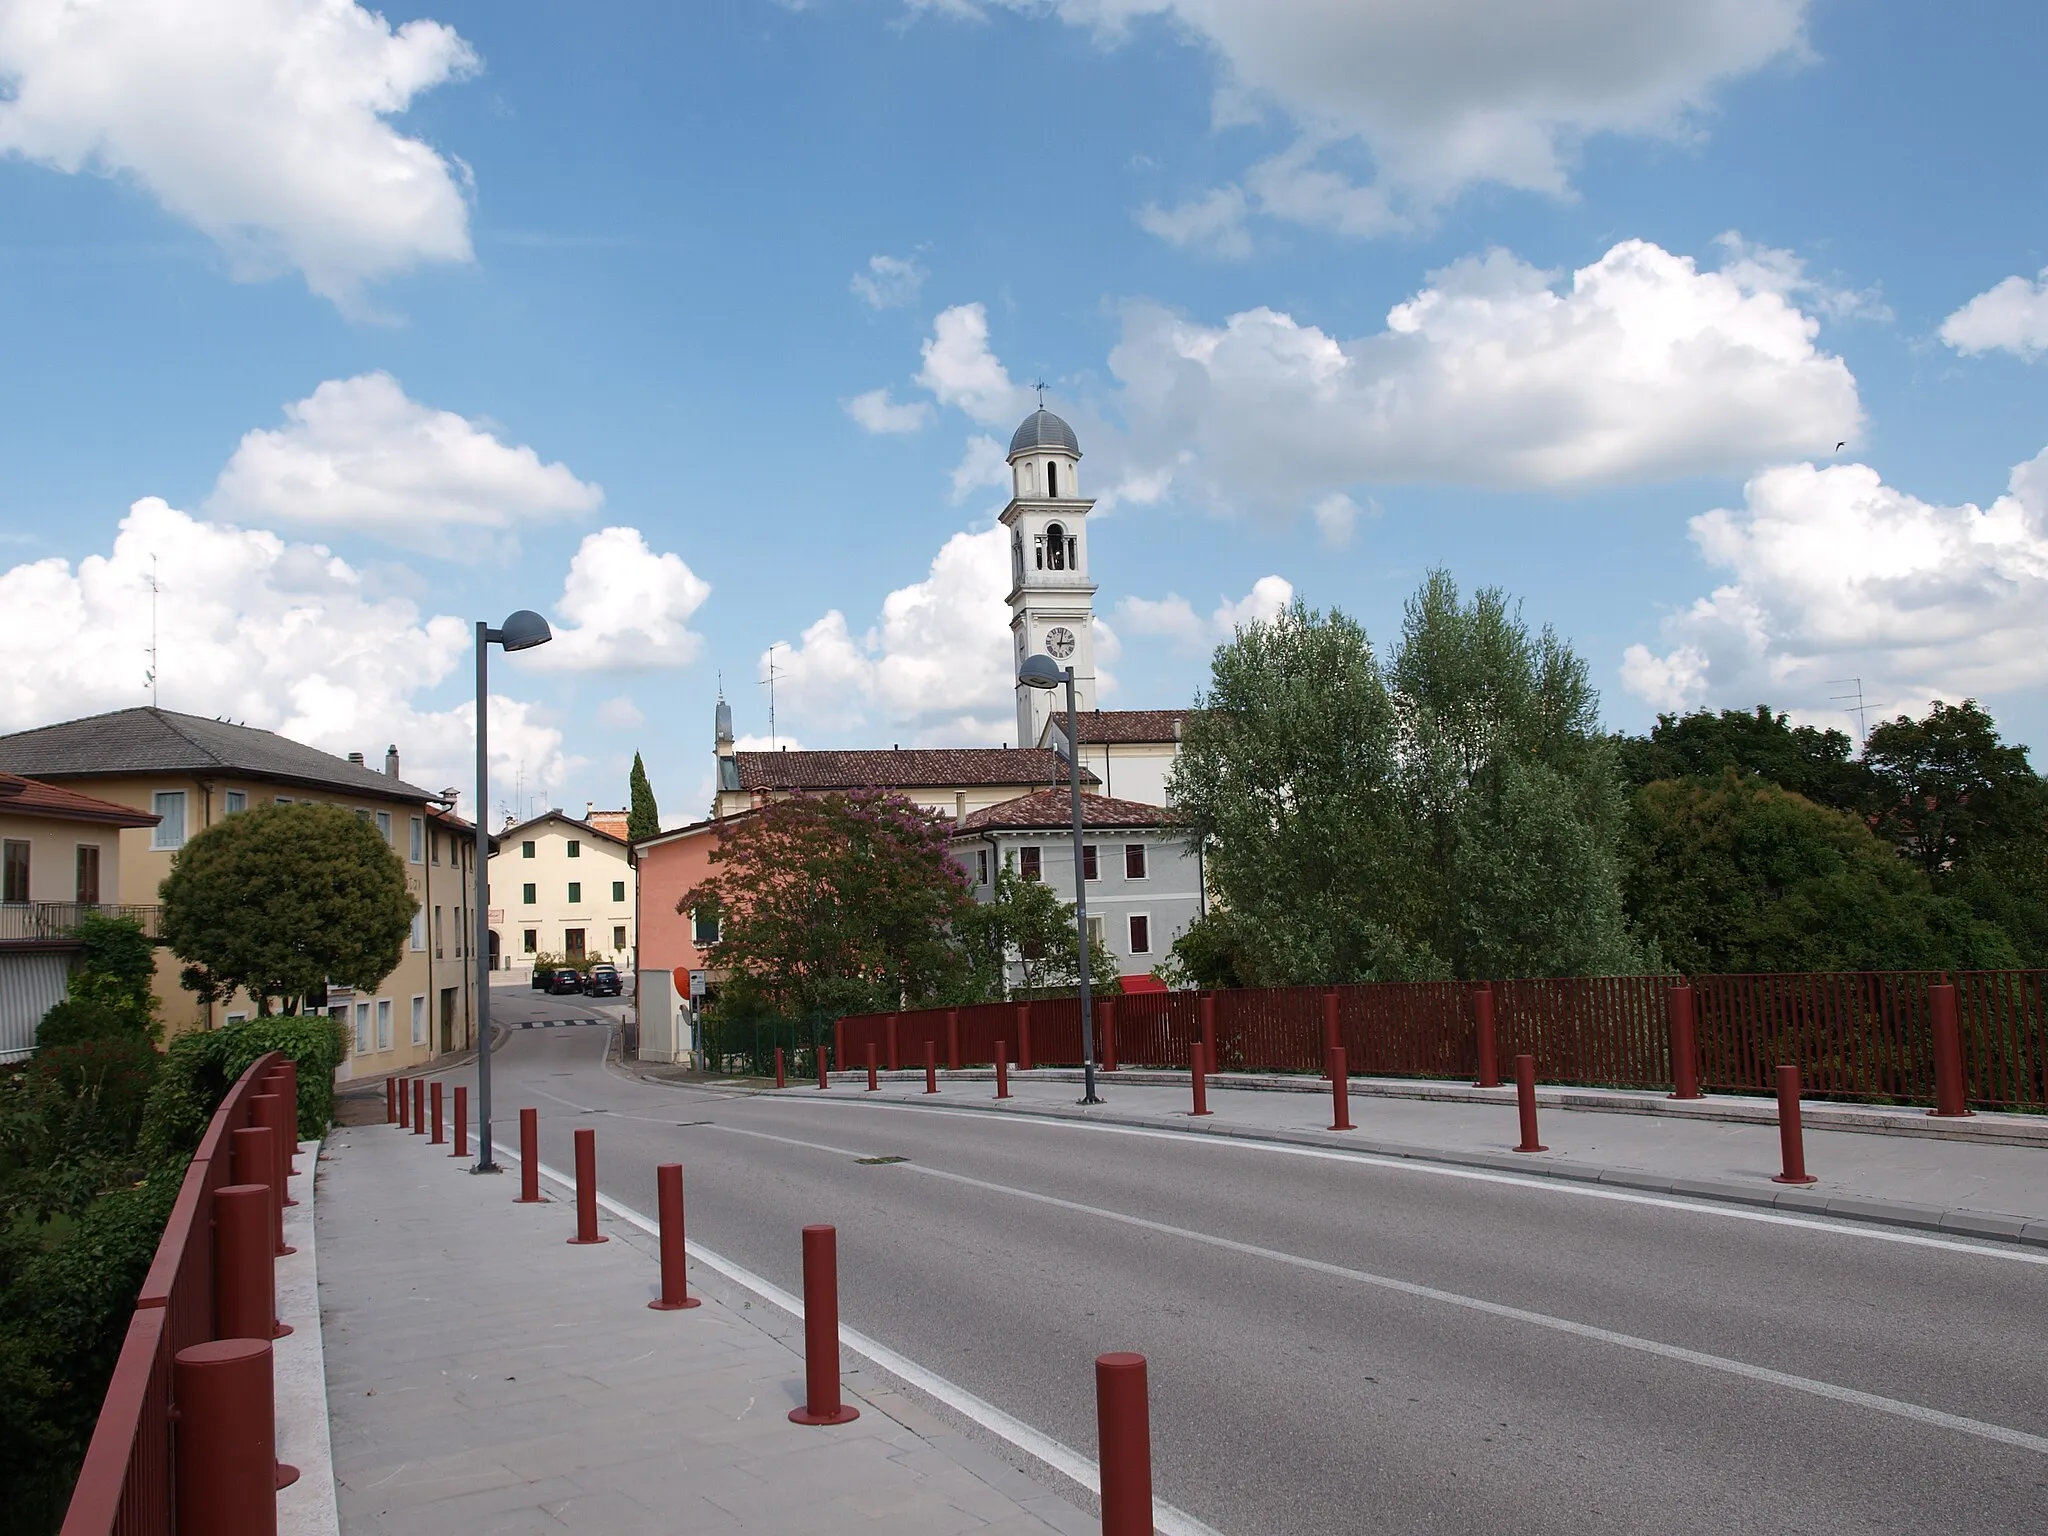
(1074, 742, 1178, 809)
(489, 816, 635, 966)
(0, 810, 126, 903)
(632, 822, 723, 981)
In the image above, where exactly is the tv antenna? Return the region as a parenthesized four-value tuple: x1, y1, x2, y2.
(760, 643, 787, 749)
(144, 554, 159, 706)
(1826, 677, 1869, 746)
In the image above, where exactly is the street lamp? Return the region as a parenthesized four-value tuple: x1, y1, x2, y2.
(1018, 652, 1100, 1106)
(473, 609, 553, 1172)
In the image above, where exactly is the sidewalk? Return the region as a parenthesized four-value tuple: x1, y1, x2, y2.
(759, 1069, 2048, 1246)
(315, 1119, 1096, 1535)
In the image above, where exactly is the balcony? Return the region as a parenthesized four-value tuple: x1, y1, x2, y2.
(0, 902, 163, 944)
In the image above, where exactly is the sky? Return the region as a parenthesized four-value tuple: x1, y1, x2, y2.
(3, 0, 2046, 828)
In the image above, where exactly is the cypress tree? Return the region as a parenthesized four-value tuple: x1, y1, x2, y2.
(628, 752, 660, 840)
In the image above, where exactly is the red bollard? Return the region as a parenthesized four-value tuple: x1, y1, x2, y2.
(1199, 993, 1217, 1080)
(1189, 1041, 1211, 1117)
(866, 1042, 879, 1092)
(516, 1107, 545, 1203)
(1101, 998, 1119, 1072)
(1322, 990, 1341, 1079)
(1328, 1046, 1354, 1131)
(396, 1075, 410, 1128)
(231, 1125, 287, 1262)
(430, 1080, 445, 1144)
(214, 1184, 288, 1342)
(1667, 985, 1701, 1100)
(946, 1009, 961, 1071)
(265, 1062, 301, 1173)
(174, 1338, 296, 1534)
(1095, 1352, 1153, 1536)
(995, 1041, 1011, 1099)
(412, 1078, 426, 1136)
(1773, 1064, 1817, 1185)
(1929, 983, 1972, 1118)
(250, 1094, 299, 1232)
(774, 1046, 786, 1090)
(568, 1126, 607, 1244)
(817, 1044, 829, 1091)
(386, 1076, 397, 1124)
(451, 1085, 469, 1158)
(1514, 1054, 1547, 1152)
(788, 1225, 859, 1425)
(649, 1163, 702, 1311)
(1473, 983, 1501, 1088)
(925, 1039, 939, 1094)
(1016, 1004, 1034, 1071)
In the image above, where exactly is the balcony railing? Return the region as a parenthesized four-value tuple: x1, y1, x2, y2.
(0, 902, 162, 943)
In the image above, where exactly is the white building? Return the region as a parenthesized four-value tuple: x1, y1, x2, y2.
(489, 810, 635, 966)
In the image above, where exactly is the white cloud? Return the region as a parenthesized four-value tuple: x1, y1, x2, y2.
(1621, 448, 2048, 719)
(1108, 238, 1861, 518)
(1941, 270, 2048, 360)
(0, 498, 566, 809)
(1135, 186, 1252, 258)
(1118, 575, 1294, 650)
(596, 696, 644, 728)
(949, 435, 1011, 502)
(915, 303, 1033, 425)
(0, 0, 479, 309)
(844, 387, 934, 435)
(1311, 492, 1364, 546)
(850, 253, 927, 310)
(529, 527, 711, 673)
(210, 373, 604, 561)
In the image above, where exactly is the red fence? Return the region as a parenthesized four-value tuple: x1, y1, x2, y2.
(59, 1051, 286, 1536)
(836, 972, 2048, 1110)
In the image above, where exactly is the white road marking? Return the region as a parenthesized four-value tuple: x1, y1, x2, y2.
(491, 1141, 1224, 1536)
(694, 1121, 2048, 1458)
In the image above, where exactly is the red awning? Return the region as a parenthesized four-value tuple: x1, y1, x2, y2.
(1118, 973, 1168, 995)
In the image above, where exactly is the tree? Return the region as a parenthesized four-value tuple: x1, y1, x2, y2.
(33, 913, 159, 1048)
(628, 751, 660, 841)
(954, 859, 1123, 1001)
(679, 790, 972, 1023)
(159, 803, 416, 1016)
(1623, 771, 2019, 973)
(1615, 705, 1873, 810)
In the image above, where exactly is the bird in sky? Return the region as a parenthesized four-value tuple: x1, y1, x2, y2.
(1835, 441, 1846, 451)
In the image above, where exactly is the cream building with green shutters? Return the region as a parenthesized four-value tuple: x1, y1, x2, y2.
(489, 810, 636, 968)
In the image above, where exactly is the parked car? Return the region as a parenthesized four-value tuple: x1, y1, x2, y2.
(531, 965, 555, 990)
(585, 964, 622, 997)
(547, 968, 585, 995)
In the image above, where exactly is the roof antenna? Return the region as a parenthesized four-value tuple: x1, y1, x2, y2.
(144, 554, 159, 707)
(760, 643, 786, 751)
(1826, 678, 1869, 747)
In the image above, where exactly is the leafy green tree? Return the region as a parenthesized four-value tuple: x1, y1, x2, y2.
(34, 913, 159, 1048)
(954, 859, 1122, 1000)
(1615, 705, 1873, 810)
(680, 790, 972, 1023)
(1624, 771, 2019, 973)
(159, 803, 415, 1016)
(1155, 909, 1253, 990)
(628, 751, 660, 841)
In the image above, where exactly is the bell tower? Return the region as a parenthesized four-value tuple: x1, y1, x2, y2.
(1002, 406, 1097, 750)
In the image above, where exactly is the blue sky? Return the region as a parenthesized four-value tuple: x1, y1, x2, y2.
(3, 0, 2046, 825)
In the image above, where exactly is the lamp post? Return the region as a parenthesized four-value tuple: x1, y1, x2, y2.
(473, 609, 553, 1172)
(1018, 653, 1100, 1105)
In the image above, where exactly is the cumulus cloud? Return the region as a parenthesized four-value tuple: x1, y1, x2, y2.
(850, 253, 927, 309)
(916, 303, 1033, 425)
(1118, 575, 1294, 650)
(1941, 270, 2048, 360)
(209, 372, 604, 561)
(949, 435, 1011, 502)
(1135, 186, 1252, 258)
(596, 696, 644, 728)
(0, 498, 567, 809)
(844, 387, 933, 435)
(0, 0, 479, 309)
(528, 527, 711, 673)
(1621, 448, 2048, 718)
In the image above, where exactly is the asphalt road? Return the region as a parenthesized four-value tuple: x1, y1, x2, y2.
(451, 1005, 2048, 1535)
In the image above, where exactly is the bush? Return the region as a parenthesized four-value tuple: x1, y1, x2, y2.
(21, 1040, 160, 1165)
(139, 1014, 348, 1162)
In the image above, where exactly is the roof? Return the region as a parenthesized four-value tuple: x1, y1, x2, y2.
(494, 809, 631, 850)
(0, 772, 161, 828)
(955, 789, 1179, 835)
(733, 748, 1096, 793)
(1009, 408, 1080, 458)
(0, 708, 439, 803)
(1044, 709, 1190, 746)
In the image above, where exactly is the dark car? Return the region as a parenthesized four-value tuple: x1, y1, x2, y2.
(584, 965, 622, 997)
(546, 968, 585, 995)
(531, 965, 554, 990)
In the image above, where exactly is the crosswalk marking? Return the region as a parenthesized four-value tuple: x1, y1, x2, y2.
(517, 1018, 608, 1029)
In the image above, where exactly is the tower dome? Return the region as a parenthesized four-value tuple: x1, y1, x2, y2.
(1008, 408, 1080, 459)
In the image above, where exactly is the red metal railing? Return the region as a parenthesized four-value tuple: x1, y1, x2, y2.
(836, 973, 2048, 1110)
(59, 1051, 286, 1536)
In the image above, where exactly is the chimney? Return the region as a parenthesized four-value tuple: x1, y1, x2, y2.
(385, 744, 400, 778)
(586, 800, 595, 820)
(347, 751, 365, 766)
(955, 791, 967, 823)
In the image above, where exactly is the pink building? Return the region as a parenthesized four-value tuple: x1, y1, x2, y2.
(631, 812, 745, 993)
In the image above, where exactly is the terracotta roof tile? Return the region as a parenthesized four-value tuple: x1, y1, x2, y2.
(1051, 709, 1190, 745)
(735, 747, 1096, 792)
(0, 772, 161, 827)
(955, 789, 1179, 834)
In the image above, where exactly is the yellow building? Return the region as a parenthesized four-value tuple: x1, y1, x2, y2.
(0, 707, 480, 1079)
(489, 810, 635, 969)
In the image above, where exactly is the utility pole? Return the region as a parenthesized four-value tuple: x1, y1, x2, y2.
(145, 555, 159, 706)
(1827, 678, 1869, 747)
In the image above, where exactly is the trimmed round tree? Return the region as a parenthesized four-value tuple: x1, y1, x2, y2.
(159, 802, 417, 1017)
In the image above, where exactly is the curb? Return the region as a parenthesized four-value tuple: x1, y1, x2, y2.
(788, 1080, 2048, 1252)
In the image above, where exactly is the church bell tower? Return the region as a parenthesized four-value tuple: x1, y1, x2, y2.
(1002, 406, 1097, 750)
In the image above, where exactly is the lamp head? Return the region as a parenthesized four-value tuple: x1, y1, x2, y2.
(1018, 653, 1066, 690)
(496, 609, 553, 652)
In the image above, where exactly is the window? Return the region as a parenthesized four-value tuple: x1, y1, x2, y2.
(1081, 844, 1098, 881)
(567, 882, 582, 904)
(376, 998, 392, 1051)
(151, 790, 187, 850)
(692, 909, 720, 946)
(375, 810, 392, 845)
(2, 840, 27, 903)
(611, 880, 625, 902)
(354, 808, 371, 825)
(434, 905, 444, 958)
(410, 910, 426, 951)
(411, 995, 426, 1047)
(1047, 461, 1059, 497)
(976, 849, 989, 886)
(76, 844, 101, 904)
(1128, 914, 1152, 954)
(1125, 844, 1147, 880)
(275, 796, 293, 807)
(409, 817, 424, 862)
(613, 925, 627, 951)
(1019, 846, 1042, 882)
(522, 883, 537, 905)
(521, 840, 535, 859)
(354, 1002, 372, 1054)
(567, 839, 580, 859)
(431, 829, 441, 866)
(224, 790, 247, 814)
(1045, 522, 1066, 570)
(1086, 914, 1104, 949)
(225, 1013, 248, 1026)
(523, 929, 538, 953)
(564, 928, 586, 959)
(454, 905, 463, 957)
